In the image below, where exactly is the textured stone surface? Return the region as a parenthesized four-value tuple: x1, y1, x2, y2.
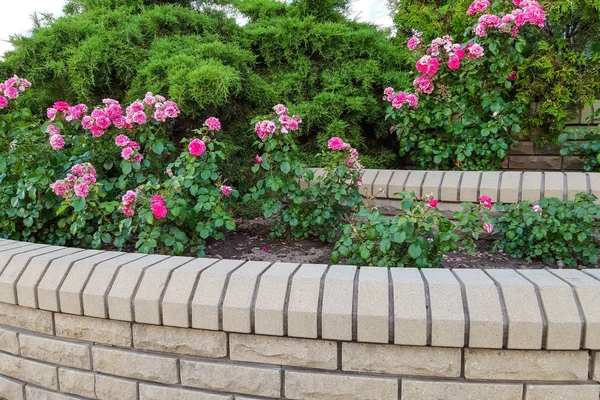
(357, 267, 389, 343)
(58, 251, 123, 315)
(508, 156, 562, 170)
(518, 269, 582, 350)
(485, 269, 543, 349)
(387, 170, 410, 199)
(0, 374, 25, 400)
(191, 259, 244, 330)
(287, 264, 328, 339)
(95, 374, 138, 400)
(566, 172, 588, 200)
(161, 258, 217, 327)
(254, 262, 298, 336)
(139, 383, 233, 400)
(58, 367, 96, 398)
(422, 269, 464, 347)
(0, 301, 54, 335)
(421, 171, 445, 199)
(499, 171, 522, 203)
(544, 172, 565, 199)
(55, 313, 132, 347)
(222, 261, 271, 333)
(460, 171, 482, 202)
(372, 169, 393, 198)
(594, 352, 600, 381)
(454, 269, 503, 349)
(92, 346, 178, 384)
(521, 171, 543, 201)
(0, 352, 58, 389)
(107, 254, 169, 321)
(321, 264, 356, 341)
(16, 248, 90, 309)
(19, 334, 91, 370)
(24, 386, 80, 400)
(342, 342, 460, 377)
(552, 269, 600, 349)
(285, 370, 398, 400)
(403, 170, 426, 197)
(0, 326, 19, 354)
(230, 333, 337, 370)
(38, 251, 119, 312)
(478, 172, 501, 200)
(359, 169, 379, 197)
(180, 359, 281, 397)
(402, 379, 522, 400)
(133, 323, 226, 357)
(525, 384, 600, 400)
(465, 349, 589, 381)
(81, 253, 146, 319)
(390, 268, 427, 346)
(440, 171, 462, 202)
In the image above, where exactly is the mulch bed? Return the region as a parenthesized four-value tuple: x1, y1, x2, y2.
(204, 219, 590, 269)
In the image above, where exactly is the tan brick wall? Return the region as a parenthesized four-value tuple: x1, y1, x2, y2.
(1, 239, 600, 399)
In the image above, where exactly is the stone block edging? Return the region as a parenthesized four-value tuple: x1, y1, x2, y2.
(307, 169, 600, 205)
(2, 237, 600, 398)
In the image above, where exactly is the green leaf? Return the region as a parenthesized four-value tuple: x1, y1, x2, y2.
(152, 142, 164, 154)
(280, 162, 291, 174)
(72, 197, 86, 212)
(121, 161, 132, 175)
(408, 244, 422, 259)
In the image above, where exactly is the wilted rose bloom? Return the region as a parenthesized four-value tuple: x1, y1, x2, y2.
(205, 117, 221, 131)
(255, 155, 263, 164)
(483, 223, 494, 234)
(188, 139, 206, 156)
(532, 203, 542, 213)
(47, 108, 57, 120)
(428, 199, 439, 208)
(220, 185, 232, 196)
(49, 134, 65, 150)
(507, 71, 517, 81)
(327, 137, 345, 151)
(357, 178, 362, 186)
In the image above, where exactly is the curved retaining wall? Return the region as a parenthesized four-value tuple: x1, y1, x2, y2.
(1, 240, 600, 399)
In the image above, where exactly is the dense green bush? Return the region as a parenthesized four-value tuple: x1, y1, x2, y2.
(494, 193, 600, 266)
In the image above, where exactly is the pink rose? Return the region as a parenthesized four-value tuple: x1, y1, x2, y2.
(448, 56, 461, 71)
(115, 134, 131, 147)
(273, 104, 288, 115)
(4, 87, 18, 99)
(121, 147, 134, 160)
(205, 117, 221, 131)
(47, 108, 57, 120)
(151, 202, 168, 219)
(95, 116, 111, 130)
(188, 139, 206, 156)
(455, 48, 466, 59)
(0, 96, 8, 109)
(144, 92, 156, 105)
(53, 101, 69, 112)
(220, 185, 232, 196)
(407, 36, 420, 50)
(327, 137, 345, 151)
(428, 199, 438, 208)
(132, 111, 147, 125)
(478, 195, 493, 209)
(532, 203, 542, 213)
(164, 106, 179, 118)
(49, 134, 65, 150)
(46, 124, 61, 135)
(406, 94, 419, 108)
(91, 109, 106, 119)
(74, 183, 89, 198)
(90, 125, 104, 137)
(255, 155, 263, 164)
(81, 116, 94, 130)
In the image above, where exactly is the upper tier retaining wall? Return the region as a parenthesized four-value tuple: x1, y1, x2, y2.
(1, 239, 600, 399)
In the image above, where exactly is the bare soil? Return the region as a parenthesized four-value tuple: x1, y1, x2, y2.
(204, 219, 594, 269)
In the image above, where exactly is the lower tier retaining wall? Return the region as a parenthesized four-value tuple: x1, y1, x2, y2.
(1, 305, 600, 399)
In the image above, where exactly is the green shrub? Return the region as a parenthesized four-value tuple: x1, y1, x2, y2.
(494, 193, 600, 266)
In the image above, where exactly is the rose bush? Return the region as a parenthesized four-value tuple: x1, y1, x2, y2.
(1, 78, 236, 255)
(244, 105, 363, 241)
(386, 0, 546, 170)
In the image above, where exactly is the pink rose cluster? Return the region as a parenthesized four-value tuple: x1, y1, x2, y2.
(143, 92, 181, 123)
(81, 99, 127, 137)
(406, 29, 423, 50)
(150, 195, 168, 219)
(220, 185, 232, 196)
(327, 137, 363, 170)
(115, 134, 143, 162)
(383, 88, 419, 109)
(46, 124, 65, 150)
(50, 163, 97, 199)
(469, 0, 545, 38)
(47, 101, 88, 123)
(120, 190, 137, 217)
(0, 76, 31, 109)
(406, 35, 467, 94)
(205, 117, 221, 131)
(478, 195, 493, 209)
(255, 104, 302, 139)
